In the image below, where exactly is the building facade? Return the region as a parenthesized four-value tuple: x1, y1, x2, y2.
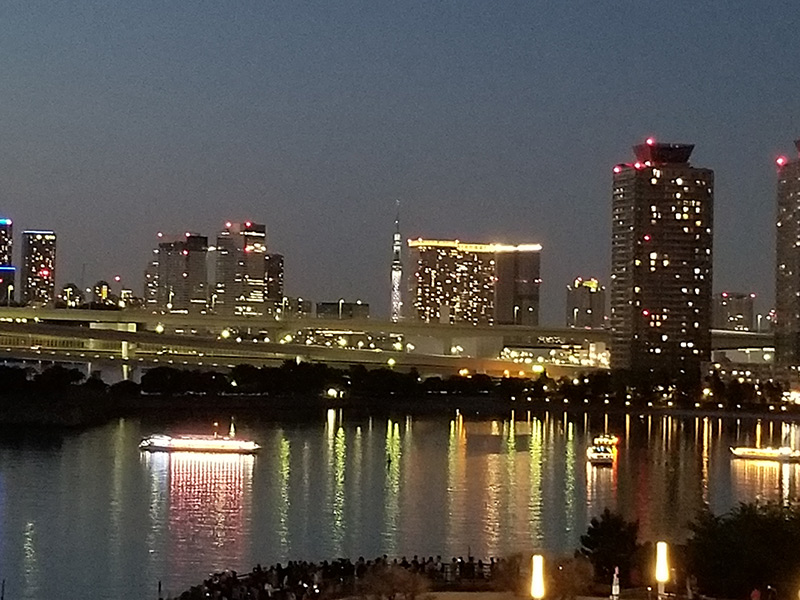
(265, 253, 284, 304)
(775, 142, 800, 365)
(21, 230, 57, 305)
(214, 221, 268, 316)
(713, 292, 755, 331)
(610, 139, 714, 377)
(406, 239, 541, 326)
(566, 277, 606, 328)
(0, 219, 14, 304)
(155, 234, 208, 313)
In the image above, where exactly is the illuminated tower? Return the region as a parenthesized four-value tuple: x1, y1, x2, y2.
(214, 221, 267, 316)
(407, 239, 541, 325)
(155, 233, 208, 313)
(21, 230, 57, 306)
(0, 218, 14, 303)
(390, 204, 403, 322)
(775, 141, 800, 364)
(610, 138, 713, 378)
(0, 218, 12, 266)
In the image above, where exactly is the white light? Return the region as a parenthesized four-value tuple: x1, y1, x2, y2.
(531, 555, 545, 599)
(655, 541, 669, 583)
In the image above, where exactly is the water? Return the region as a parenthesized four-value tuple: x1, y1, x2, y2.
(1, 409, 799, 600)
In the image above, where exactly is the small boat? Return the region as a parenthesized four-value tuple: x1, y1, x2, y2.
(593, 434, 620, 446)
(586, 444, 615, 464)
(139, 421, 260, 454)
(730, 446, 800, 462)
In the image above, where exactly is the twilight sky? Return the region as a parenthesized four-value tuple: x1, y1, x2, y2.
(2, 1, 799, 323)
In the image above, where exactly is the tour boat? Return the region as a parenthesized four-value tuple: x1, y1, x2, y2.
(139, 421, 260, 454)
(593, 434, 620, 446)
(729, 446, 800, 462)
(586, 444, 615, 465)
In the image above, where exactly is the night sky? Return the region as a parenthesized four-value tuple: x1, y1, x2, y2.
(2, 1, 799, 322)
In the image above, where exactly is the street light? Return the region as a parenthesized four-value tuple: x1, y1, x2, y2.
(530, 554, 544, 599)
(7, 284, 12, 307)
(338, 298, 344, 320)
(655, 541, 669, 600)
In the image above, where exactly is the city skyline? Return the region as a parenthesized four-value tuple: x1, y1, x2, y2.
(1, 3, 798, 322)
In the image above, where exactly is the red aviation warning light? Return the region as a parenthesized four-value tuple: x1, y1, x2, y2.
(777, 156, 788, 167)
(646, 137, 655, 146)
(39, 268, 50, 278)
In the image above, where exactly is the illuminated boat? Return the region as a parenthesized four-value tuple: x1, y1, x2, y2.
(593, 434, 620, 446)
(730, 446, 800, 462)
(139, 422, 260, 454)
(586, 444, 615, 464)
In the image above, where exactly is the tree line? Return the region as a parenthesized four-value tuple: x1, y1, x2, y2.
(0, 361, 787, 408)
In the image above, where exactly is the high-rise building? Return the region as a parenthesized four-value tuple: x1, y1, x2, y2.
(0, 219, 14, 303)
(214, 221, 267, 316)
(265, 253, 284, 304)
(0, 218, 12, 266)
(21, 230, 57, 306)
(713, 292, 755, 331)
(406, 239, 541, 325)
(775, 142, 800, 365)
(144, 250, 159, 308)
(610, 139, 714, 377)
(390, 206, 403, 322)
(155, 233, 208, 313)
(566, 277, 606, 328)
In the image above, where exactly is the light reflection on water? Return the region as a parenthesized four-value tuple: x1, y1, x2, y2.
(2, 412, 800, 599)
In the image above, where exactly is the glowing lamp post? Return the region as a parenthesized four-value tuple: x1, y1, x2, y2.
(655, 541, 669, 600)
(530, 554, 544, 599)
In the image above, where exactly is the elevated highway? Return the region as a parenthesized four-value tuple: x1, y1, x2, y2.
(0, 307, 774, 381)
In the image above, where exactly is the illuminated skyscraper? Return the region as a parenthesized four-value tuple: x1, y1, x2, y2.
(566, 277, 606, 328)
(390, 205, 402, 322)
(21, 230, 57, 305)
(407, 239, 541, 325)
(214, 221, 267, 316)
(0, 218, 13, 303)
(775, 141, 800, 364)
(0, 218, 12, 266)
(155, 233, 208, 313)
(610, 139, 713, 377)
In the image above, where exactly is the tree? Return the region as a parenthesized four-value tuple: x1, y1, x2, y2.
(34, 365, 84, 392)
(687, 502, 800, 598)
(579, 508, 640, 585)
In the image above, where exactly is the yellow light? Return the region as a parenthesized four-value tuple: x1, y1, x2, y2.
(532, 365, 544, 373)
(458, 368, 469, 376)
(220, 328, 231, 339)
(531, 555, 545, 599)
(655, 541, 669, 583)
(387, 358, 396, 367)
(155, 323, 165, 334)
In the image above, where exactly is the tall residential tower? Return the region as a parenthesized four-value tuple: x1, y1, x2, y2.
(775, 141, 800, 365)
(21, 230, 57, 305)
(0, 218, 14, 303)
(406, 239, 541, 326)
(610, 139, 714, 378)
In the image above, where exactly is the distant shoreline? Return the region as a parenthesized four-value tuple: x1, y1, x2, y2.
(1, 388, 798, 430)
